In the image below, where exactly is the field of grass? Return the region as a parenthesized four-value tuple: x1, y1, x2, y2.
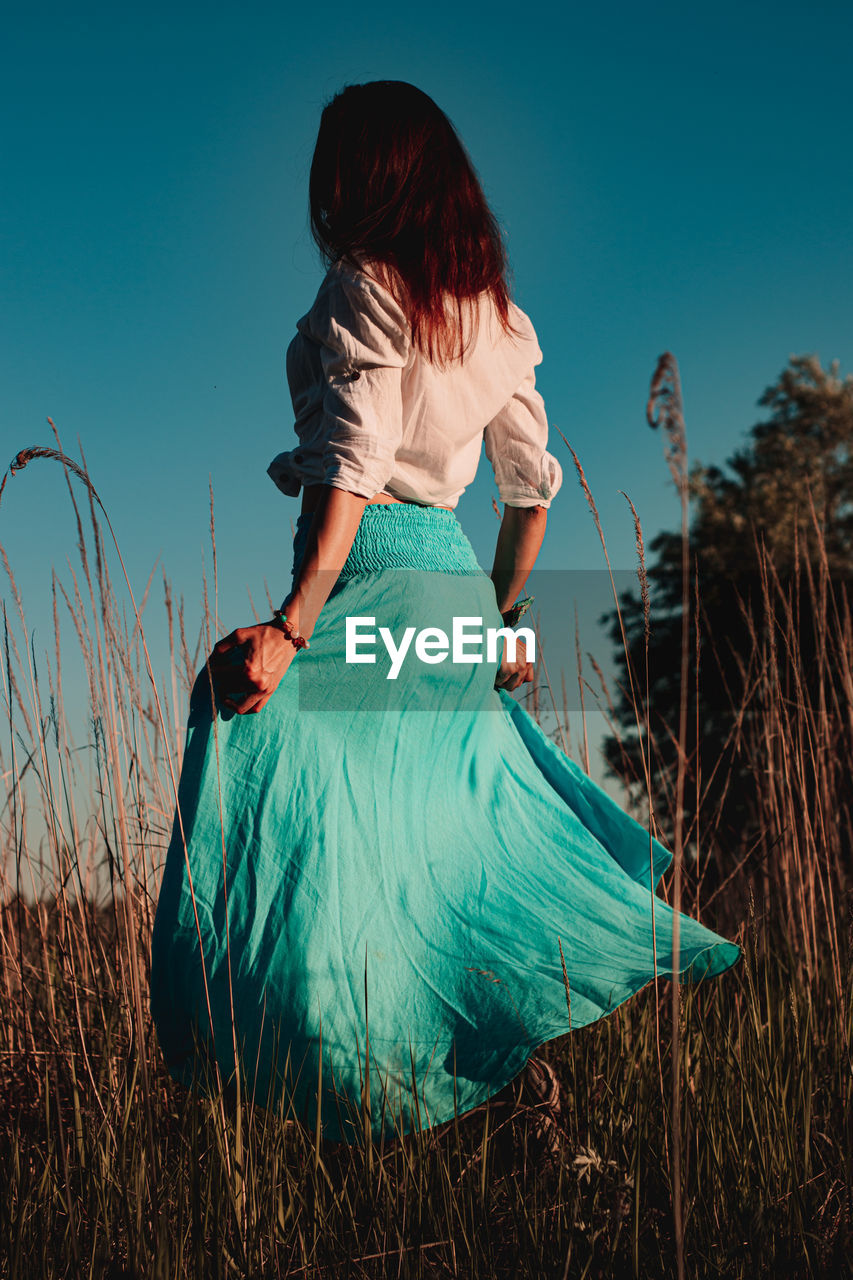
(1, 436, 851, 1278)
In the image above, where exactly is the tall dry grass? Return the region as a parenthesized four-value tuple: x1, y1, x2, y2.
(1, 377, 851, 1277)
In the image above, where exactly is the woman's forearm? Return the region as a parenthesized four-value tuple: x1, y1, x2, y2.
(282, 486, 370, 639)
(490, 504, 548, 615)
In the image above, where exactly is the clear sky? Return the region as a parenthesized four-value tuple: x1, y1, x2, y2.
(1, 0, 851, 766)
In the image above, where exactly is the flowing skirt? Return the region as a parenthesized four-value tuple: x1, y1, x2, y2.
(149, 503, 741, 1142)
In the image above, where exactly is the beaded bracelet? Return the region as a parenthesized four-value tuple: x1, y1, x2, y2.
(501, 595, 535, 628)
(270, 610, 310, 650)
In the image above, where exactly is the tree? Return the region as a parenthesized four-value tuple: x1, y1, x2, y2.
(601, 355, 853, 912)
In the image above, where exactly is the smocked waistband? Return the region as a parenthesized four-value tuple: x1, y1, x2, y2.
(290, 502, 484, 581)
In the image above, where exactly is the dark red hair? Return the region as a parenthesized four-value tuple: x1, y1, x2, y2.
(309, 81, 517, 365)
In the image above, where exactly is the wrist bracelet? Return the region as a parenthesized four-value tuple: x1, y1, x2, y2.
(270, 610, 310, 650)
(501, 595, 535, 628)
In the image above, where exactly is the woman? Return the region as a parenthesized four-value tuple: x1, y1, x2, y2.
(149, 81, 741, 1146)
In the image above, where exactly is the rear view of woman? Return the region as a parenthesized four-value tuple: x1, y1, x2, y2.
(149, 81, 741, 1145)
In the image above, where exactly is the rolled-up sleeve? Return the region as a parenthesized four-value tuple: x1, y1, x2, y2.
(483, 367, 564, 508)
(308, 267, 410, 499)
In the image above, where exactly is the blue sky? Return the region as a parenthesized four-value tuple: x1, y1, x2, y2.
(1, 0, 851, 763)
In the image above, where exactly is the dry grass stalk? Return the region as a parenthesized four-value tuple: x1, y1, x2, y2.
(646, 351, 690, 1280)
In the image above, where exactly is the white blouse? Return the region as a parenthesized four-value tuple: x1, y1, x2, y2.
(267, 258, 563, 511)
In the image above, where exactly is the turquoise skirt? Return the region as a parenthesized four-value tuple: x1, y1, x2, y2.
(149, 503, 741, 1142)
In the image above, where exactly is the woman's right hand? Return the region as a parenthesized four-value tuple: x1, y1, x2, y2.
(208, 622, 299, 714)
(494, 635, 534, 692)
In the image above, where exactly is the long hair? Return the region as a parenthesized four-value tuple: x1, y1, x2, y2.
(309, 81, 517, 365)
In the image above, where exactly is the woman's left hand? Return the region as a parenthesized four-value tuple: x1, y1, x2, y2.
(494, 635, 535, 692)
(207, 623, 299, 714)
